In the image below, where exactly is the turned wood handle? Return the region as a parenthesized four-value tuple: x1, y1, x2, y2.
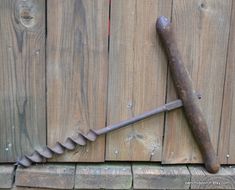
(156, 16, 220, 173)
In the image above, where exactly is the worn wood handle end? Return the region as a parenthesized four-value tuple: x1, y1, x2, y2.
(156, 16, 220, 174)
(156, 16, 171, 30)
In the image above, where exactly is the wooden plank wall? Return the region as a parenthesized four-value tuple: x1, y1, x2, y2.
(106, 0, 171, 161)
(218, 0, 235, 164)
(0, 0, 46, 162)
(0, 0, 235, 164)
(47, 0, 109, 162)
(162, 0, 232, 164)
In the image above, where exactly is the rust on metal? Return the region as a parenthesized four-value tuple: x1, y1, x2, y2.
(17, 16, 217, 174)
(16, 95, 200, 167)
(156, 16, 220, 173)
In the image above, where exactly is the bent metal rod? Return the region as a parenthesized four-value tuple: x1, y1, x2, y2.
(17, 94, 201, 167)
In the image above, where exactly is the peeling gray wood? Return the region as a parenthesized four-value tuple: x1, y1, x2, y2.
(15, 164, 75, 189)
(12, 186, 50, 190)
(189, 166, 235, 189)
(133, 164, 190, 189)
(0, 0, 46, 161)
(75, 163, 132, 189)
(12, 187, 50, 190)
(0, 165, 15, 188)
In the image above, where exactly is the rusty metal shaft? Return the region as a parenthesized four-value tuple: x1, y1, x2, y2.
(156, 16, 220, 173)
(17, 96, 201, 167)
(96, 98, 185, 135)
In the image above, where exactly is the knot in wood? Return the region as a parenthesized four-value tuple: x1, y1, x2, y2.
(19, 7, 35, 27)
(16, 0, 40, 28)
(21, 10, 34, 20)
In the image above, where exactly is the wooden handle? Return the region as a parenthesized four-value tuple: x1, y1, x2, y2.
(156, 16, 220, 173)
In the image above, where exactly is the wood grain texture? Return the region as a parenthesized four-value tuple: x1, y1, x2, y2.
(47, 0, 109, 162)
(13, 187, 51, 190)
(218, 1, 235, 164)
(15, 164, 75, 189)
(0, 165, 15, 188)
(75, 163, 132, 189)
(133, 164, 190, 189)
(189, 166, 235, 189)
(0, 0, 46, 162)
(106, 0, 172, 161)
(162, 0, 232, 164)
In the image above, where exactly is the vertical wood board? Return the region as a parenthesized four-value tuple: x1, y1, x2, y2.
(162, 0, 232, 163)
(218, 1, 235, 164)
(0, 0, 46, 162)
(106, 0, 172, 161)
(47, 0, 109, 162)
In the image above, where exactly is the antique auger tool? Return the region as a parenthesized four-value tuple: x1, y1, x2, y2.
(156, 16, 220, 173)
(17, 16, 220, 174)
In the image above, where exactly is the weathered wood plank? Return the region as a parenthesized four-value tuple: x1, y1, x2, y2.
(47, 0, 109, 162)
(218, 1, 235, 164)
(75, 163, 132, 189)
(162, 0, 232, 164)
(133, 164, 190, 189)
(189, 166, 235, 189)
(0, 0, 46, 162)
(106, 0, 172, 161)
(15, 164, 75, 189)
(0, 165, 15, 189)
(13, 187, 50, 190)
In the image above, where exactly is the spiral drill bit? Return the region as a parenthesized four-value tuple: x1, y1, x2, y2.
(16, 130, 98, 167)
(17, 94, 201, 167)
